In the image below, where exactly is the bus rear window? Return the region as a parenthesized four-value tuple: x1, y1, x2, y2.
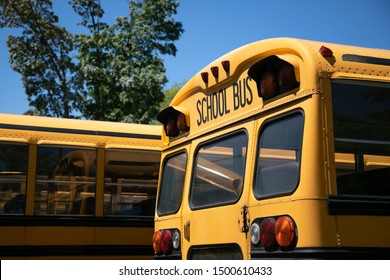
(332, 80, 390, 197)
(190, 132, 247, 209)
(157, 152, 187, 216)
(253, 113, 304, 198)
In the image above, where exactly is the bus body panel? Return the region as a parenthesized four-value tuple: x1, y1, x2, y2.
(155, 38, 390, 259)
(0, 113, 162, 259)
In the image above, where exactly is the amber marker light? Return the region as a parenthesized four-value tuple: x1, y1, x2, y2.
(275, 216, 296, 248)
(176, 112, 189, 132)
(260, 70, 278, 99)
(153, 230, 162, 254)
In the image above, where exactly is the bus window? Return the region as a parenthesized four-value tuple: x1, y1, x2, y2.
(254, 113, 304, 198)
(157, 152, 187, 216)
(35, 146, 97, 215)
(332, 80, 390, 197)
(190, 132, 247, 209)
(104, 149, 159, 216)
(0, 142, 28, 215)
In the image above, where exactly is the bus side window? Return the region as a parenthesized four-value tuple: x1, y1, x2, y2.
(0, 142, 28, 215)
(104, 149, 160, 216)
(35, 146, 97, 215)
(254, 113, 304, 198)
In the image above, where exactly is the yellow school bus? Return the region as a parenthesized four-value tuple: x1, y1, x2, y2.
(0, 113, 161, 259)
(153, 38, 390, 259)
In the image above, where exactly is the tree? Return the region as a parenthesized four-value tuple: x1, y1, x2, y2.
(74, 0, 183, 123)
(0, 0, 183, 123)
(151, 81, 185, 125)
(159, 81, 185, 111)
(0, 0, 82, 118)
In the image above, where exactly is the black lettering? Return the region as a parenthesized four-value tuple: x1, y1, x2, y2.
(212, 92, 218, 119)
(233, 82, 240, 110)
(224, 88, 230, 114)
(202, 97, 208, 123)
(218, 89, 224, 117)
(246, 76, 253, 105)
(206, 96, 212, 121)
(239, 80, 246, 108)
(196, 99, 202, 126)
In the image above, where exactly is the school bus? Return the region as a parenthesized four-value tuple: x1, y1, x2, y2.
(0, 113, 161, 259)
(153, 38, 390, 259)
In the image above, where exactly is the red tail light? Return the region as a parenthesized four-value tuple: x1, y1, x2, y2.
(161, 229, 172, 254)
(251, 215, 298, 253)
(260, 217, 277, 250)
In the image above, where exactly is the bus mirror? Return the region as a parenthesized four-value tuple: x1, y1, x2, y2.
(248, 55, 300, 100)
(157, 106, 190, 138)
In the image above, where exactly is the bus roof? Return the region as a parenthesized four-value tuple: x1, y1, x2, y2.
(171, 37, 390, 105)
(0, 113, 162, 137)
(157, 37, 390, 144)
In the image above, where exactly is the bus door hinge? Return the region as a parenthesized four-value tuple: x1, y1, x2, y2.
(240, 206, 249, 234)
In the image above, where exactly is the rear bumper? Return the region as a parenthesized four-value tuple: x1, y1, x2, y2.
(250, 247, 390, 259)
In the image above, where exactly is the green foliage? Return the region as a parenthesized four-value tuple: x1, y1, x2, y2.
(0, 0, 82, 118)
(160, 81, 185, 111)
(0, 0, 183, 123)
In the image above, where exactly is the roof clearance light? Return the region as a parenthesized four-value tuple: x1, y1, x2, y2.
(275, 216, 296, 248)
(201, 72, 209, 84)
(152, 230, 163, 254)
(260, 217, 277, 250)
(161, 229, 172, 254)
(319, 45, 333, 57)
(221, 60, 230, 73)
(211, 66, 219, 79)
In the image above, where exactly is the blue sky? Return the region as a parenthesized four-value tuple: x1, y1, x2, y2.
(0, 0, 389, 115)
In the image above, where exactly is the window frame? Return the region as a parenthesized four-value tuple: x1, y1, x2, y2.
(189, 130, 248, 210)
(34, 145, 97, 216)
(157, 150, 188, 216)
(103, 148, 160, 217)
(0, 141, 29, 215)
(253, 111, 304, 200)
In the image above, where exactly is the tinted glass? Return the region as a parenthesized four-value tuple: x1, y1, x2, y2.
(190, 132, 247, 209)
(157, 152, 187, 215)
(104, 149, 160, 216)
(254, 113, 303, 198)
(332, 80, 390, 197)
(35, 146, 97, 215)
(0, 142, 28, 215)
